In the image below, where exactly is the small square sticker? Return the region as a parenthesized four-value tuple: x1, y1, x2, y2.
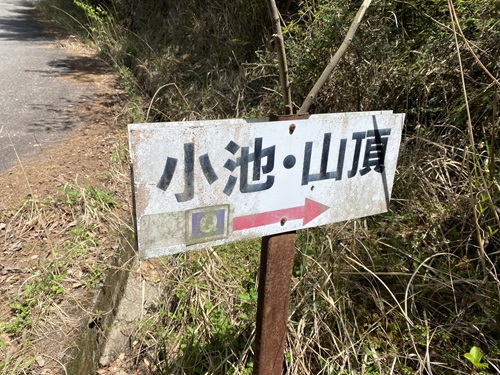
(186, 205, 229, 245)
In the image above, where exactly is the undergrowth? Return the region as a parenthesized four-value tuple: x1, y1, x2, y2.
(31, 0, 500, 374)
(0, 181, 126, 372)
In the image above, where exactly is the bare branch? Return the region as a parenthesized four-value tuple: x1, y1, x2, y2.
(298, 0, 373, 114)
(266, 0, 293, 115)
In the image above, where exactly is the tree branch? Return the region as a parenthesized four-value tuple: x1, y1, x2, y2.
(298, 0, 373, 114)
(266, 0, 293, 115)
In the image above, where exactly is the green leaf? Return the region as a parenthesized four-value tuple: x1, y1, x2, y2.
(469, 346, 483, 363)
(464, 346, 489, 369)
(476, 362, 490, 369)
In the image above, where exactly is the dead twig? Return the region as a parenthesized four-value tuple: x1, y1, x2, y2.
(265, 0, 293, 115)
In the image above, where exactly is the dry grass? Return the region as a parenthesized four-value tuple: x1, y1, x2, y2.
(0, 174, 131, 372)
(95, 124, 499, 375)
(0, 60, 133, 372)
(12, 0, 500, 374)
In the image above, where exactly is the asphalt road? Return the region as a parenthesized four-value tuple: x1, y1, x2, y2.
(0, 0, 89, 173)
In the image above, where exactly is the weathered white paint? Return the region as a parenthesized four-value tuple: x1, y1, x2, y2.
(129, 111, 404, 259)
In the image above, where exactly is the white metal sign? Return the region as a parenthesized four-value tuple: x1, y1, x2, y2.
(129, 111, 404, 259)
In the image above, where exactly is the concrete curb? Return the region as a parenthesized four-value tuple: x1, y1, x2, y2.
(64, 235, 136, 375)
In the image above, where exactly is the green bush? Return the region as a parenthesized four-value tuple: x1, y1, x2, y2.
(285, 0, 499, 130)
(35, 1, 500, 373)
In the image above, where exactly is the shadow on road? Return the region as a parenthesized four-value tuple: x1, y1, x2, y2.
(26, 55, 111, 81)
(23, 53, 124, 134)
(26, 90, 126, 134)
(0, 0, 127, 173)
(0, 1, 49, 42)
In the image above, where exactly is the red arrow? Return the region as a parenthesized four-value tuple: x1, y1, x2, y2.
(233, 198, 329, 231)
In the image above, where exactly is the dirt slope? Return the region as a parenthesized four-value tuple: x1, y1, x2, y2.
(0, 40, 133, 373)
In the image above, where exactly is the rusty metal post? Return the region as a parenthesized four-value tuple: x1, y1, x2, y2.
(253, 113, 309, 375)
(253, 232, 296, 375)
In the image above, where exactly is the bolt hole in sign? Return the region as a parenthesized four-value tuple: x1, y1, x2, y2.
(128, 111, 404, 259)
